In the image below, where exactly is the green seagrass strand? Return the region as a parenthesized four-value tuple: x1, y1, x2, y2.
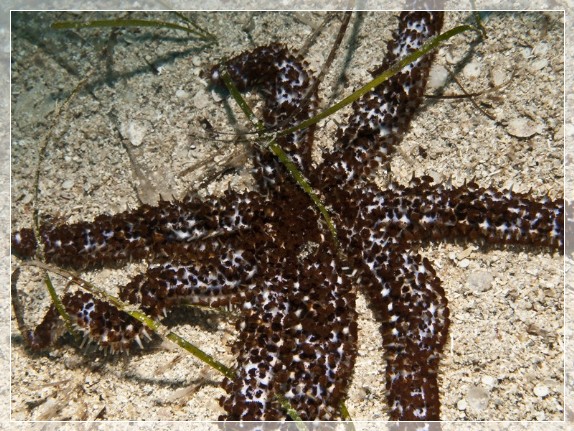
(43, 273, 78, 342)
(220, 70, 341, 251)
(127, 309, 234, 379)
(279, 23, 480, 137)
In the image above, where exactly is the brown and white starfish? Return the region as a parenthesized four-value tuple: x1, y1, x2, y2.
(11, 11, 563, 422)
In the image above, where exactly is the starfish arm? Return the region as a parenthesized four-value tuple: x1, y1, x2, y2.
(12, 191, 263, 267)
(317, 12, 444, 189)
(362, 178, 564, 249)
(210, 44, 318, 186)
(118, 246, 259, 317)
(14, 190, 283, 350)
(220, 247, 357, 420)
(23, 234, 263, 350)
(359, 245, 449, 420)
(25, 291, 149, 353)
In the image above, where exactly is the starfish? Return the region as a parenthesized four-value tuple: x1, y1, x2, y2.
(11, 11, 563, 421)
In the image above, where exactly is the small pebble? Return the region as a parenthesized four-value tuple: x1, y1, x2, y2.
(491, 68, 507, 87)
(530, 58, 548, 71)
(481, 375, 497, 388)
(507, 117, 538, 138)
(445, 49, 462, 64)
(193, 90, 209, 109)
(457, 399, 467, 411)
(123, 121, 147, 147)
(533, 41, 549, 56)
(175, 89, 189, 99)
(62, 179, 74, 190)
(468, 270, 493, 293)
(520, 46, 532, 59)
(427, 170, 442, 184)
(457, 246, 475, 260)
(467, 386, 489, 412)
(463, 61, 482, 79)
(458, 258, 470, 268)
(526, 267, 539, 276)
(534, 384, 550, 398)
(553, 125, 564, 141)
(20, 192, 33, 204)
(428, 64, 448, 90)
(211, 89, 223, 102)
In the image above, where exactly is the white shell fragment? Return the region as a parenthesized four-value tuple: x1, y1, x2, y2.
(462, 61, 482, 79)
(466, 386, 489, 412)
(506, 117, 539, 138)
(122, 120, 148, 147)
(534, 384, 550, 398)
(467, 270, 494, 293)
(62, 179, 74, 190)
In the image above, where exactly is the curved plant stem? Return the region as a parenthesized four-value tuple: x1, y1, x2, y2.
(43, 273, 77, 339)
(129, 310, 234, 378)
(220, 70, 341, 250)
